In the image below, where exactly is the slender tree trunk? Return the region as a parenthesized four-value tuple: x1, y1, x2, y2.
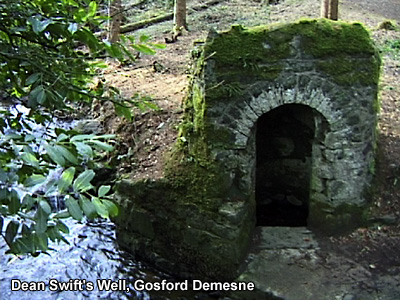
(173, 0, 186, 38)
(321, 0, 339, 20)
(330, 0, 339, 20)
(321, 0, 329, 18)
(109, 0, 122, 43)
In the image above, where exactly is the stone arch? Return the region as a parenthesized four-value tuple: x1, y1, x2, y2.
(223, 84, 339, 149)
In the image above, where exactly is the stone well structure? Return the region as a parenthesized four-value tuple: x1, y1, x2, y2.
(115, 19, 381, 280)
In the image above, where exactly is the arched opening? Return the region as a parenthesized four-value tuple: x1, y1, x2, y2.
(256, 104, 317, 227)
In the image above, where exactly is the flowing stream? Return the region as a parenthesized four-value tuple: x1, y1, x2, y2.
(1, 218, 153, 300)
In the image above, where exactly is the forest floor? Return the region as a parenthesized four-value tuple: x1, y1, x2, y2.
(93, 0, 400, 294)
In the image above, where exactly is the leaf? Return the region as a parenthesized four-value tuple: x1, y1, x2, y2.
(53, 210, 70, 219)
(139, 34, 151, 43)
(24, 134, 36, 142)
(29, 85, 46, 106)
(133, 44, 156, 55)
(90, 140, 113, 152)
(39, 200, 52, 215)
(13, 236, 35, 254)
(22, 224, 32, 236)
(98, 185, 111, 197)
(92, 197, 108, 218)
(120, 45, 137, 62)
(44, 144, 65, 166)
(73, 141, 93, 157)
(56, 220, 69, 234)
(47, 226, 69, 245)
(22, 195, 35, 210)
(0, 188, 8, 201)
(58, 167, 75, 193)
(44, 185, 57, 198)
(106, 44, 124, 61)
(88, 1, 97, 18)
(149, 43, 166, 50)
(33, 232, 48, 251)
(26, 73, 40, 85)
(65, 196, 83, 221)
(91, 134, 116, 140)
(0, 169, 7, 182)
(102, 199, 119, 218)
(79, 195, 97, 219)
(24, 174, 46, 187)
(29, 17, 53, 34)
(74, 28, 99, 52)
(56, 133, 69, 142)
(36, 89, 46, 104)
(35, 206, 49, 233)
(73, 169, 95, 192)
(70, 134, 95, 142)
(21, 152, 39, 168)
(5, 221, 19, 245)
(143, 100, 159, 110)
(55, 145, 79, 165)
(115, 103, 132, 121)
(8, 193, 21, 214)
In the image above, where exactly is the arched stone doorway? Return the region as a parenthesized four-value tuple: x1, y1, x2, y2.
(255, 104, 327, 226)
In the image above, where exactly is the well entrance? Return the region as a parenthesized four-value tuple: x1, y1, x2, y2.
(256, 104, 316, 226)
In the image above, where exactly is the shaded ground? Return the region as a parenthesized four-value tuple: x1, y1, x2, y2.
(237, 227, 400, 300)
(90, 0, 400, 297)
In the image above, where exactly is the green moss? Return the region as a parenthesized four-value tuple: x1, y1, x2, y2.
(164, 140, 227, 211)
(297, 19, 381, 86)
(299, 19, 376, 57)
(202, 19, 381, 90)
(205, 24, 291, 67)
(202, 22, 292, 90)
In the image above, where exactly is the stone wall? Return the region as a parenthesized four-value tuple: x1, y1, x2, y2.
(115, 19, 381, 280)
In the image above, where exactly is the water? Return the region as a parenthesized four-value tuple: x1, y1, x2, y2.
(0, 218, 228, 300)
(2, 217, 171, 299)
(0, 103, 152, 299)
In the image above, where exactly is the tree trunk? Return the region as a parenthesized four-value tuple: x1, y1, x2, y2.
(173, 0, 186, 38)
(321, 0, 339, 20)
(321, 0, 329, 18)
(330, 0, 339, 20)
(109, 0, 123, 43)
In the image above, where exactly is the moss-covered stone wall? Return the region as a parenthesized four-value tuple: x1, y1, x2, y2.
(114, 19, 381, 280)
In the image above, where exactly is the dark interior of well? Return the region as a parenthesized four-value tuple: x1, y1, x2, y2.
(256, 104, 316, 227)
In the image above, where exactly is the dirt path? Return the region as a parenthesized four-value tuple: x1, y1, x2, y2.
(345, 0, 400, 22)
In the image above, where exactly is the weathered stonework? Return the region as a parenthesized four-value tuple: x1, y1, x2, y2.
(115, 19, 381, 280)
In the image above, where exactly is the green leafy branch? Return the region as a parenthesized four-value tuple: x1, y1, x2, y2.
(0, 125, 118, 255)
(0, 0, 165, 256)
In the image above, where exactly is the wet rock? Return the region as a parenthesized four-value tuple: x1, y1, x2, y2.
(74, 119, 104, 134)
(342, 294, 357, 300)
